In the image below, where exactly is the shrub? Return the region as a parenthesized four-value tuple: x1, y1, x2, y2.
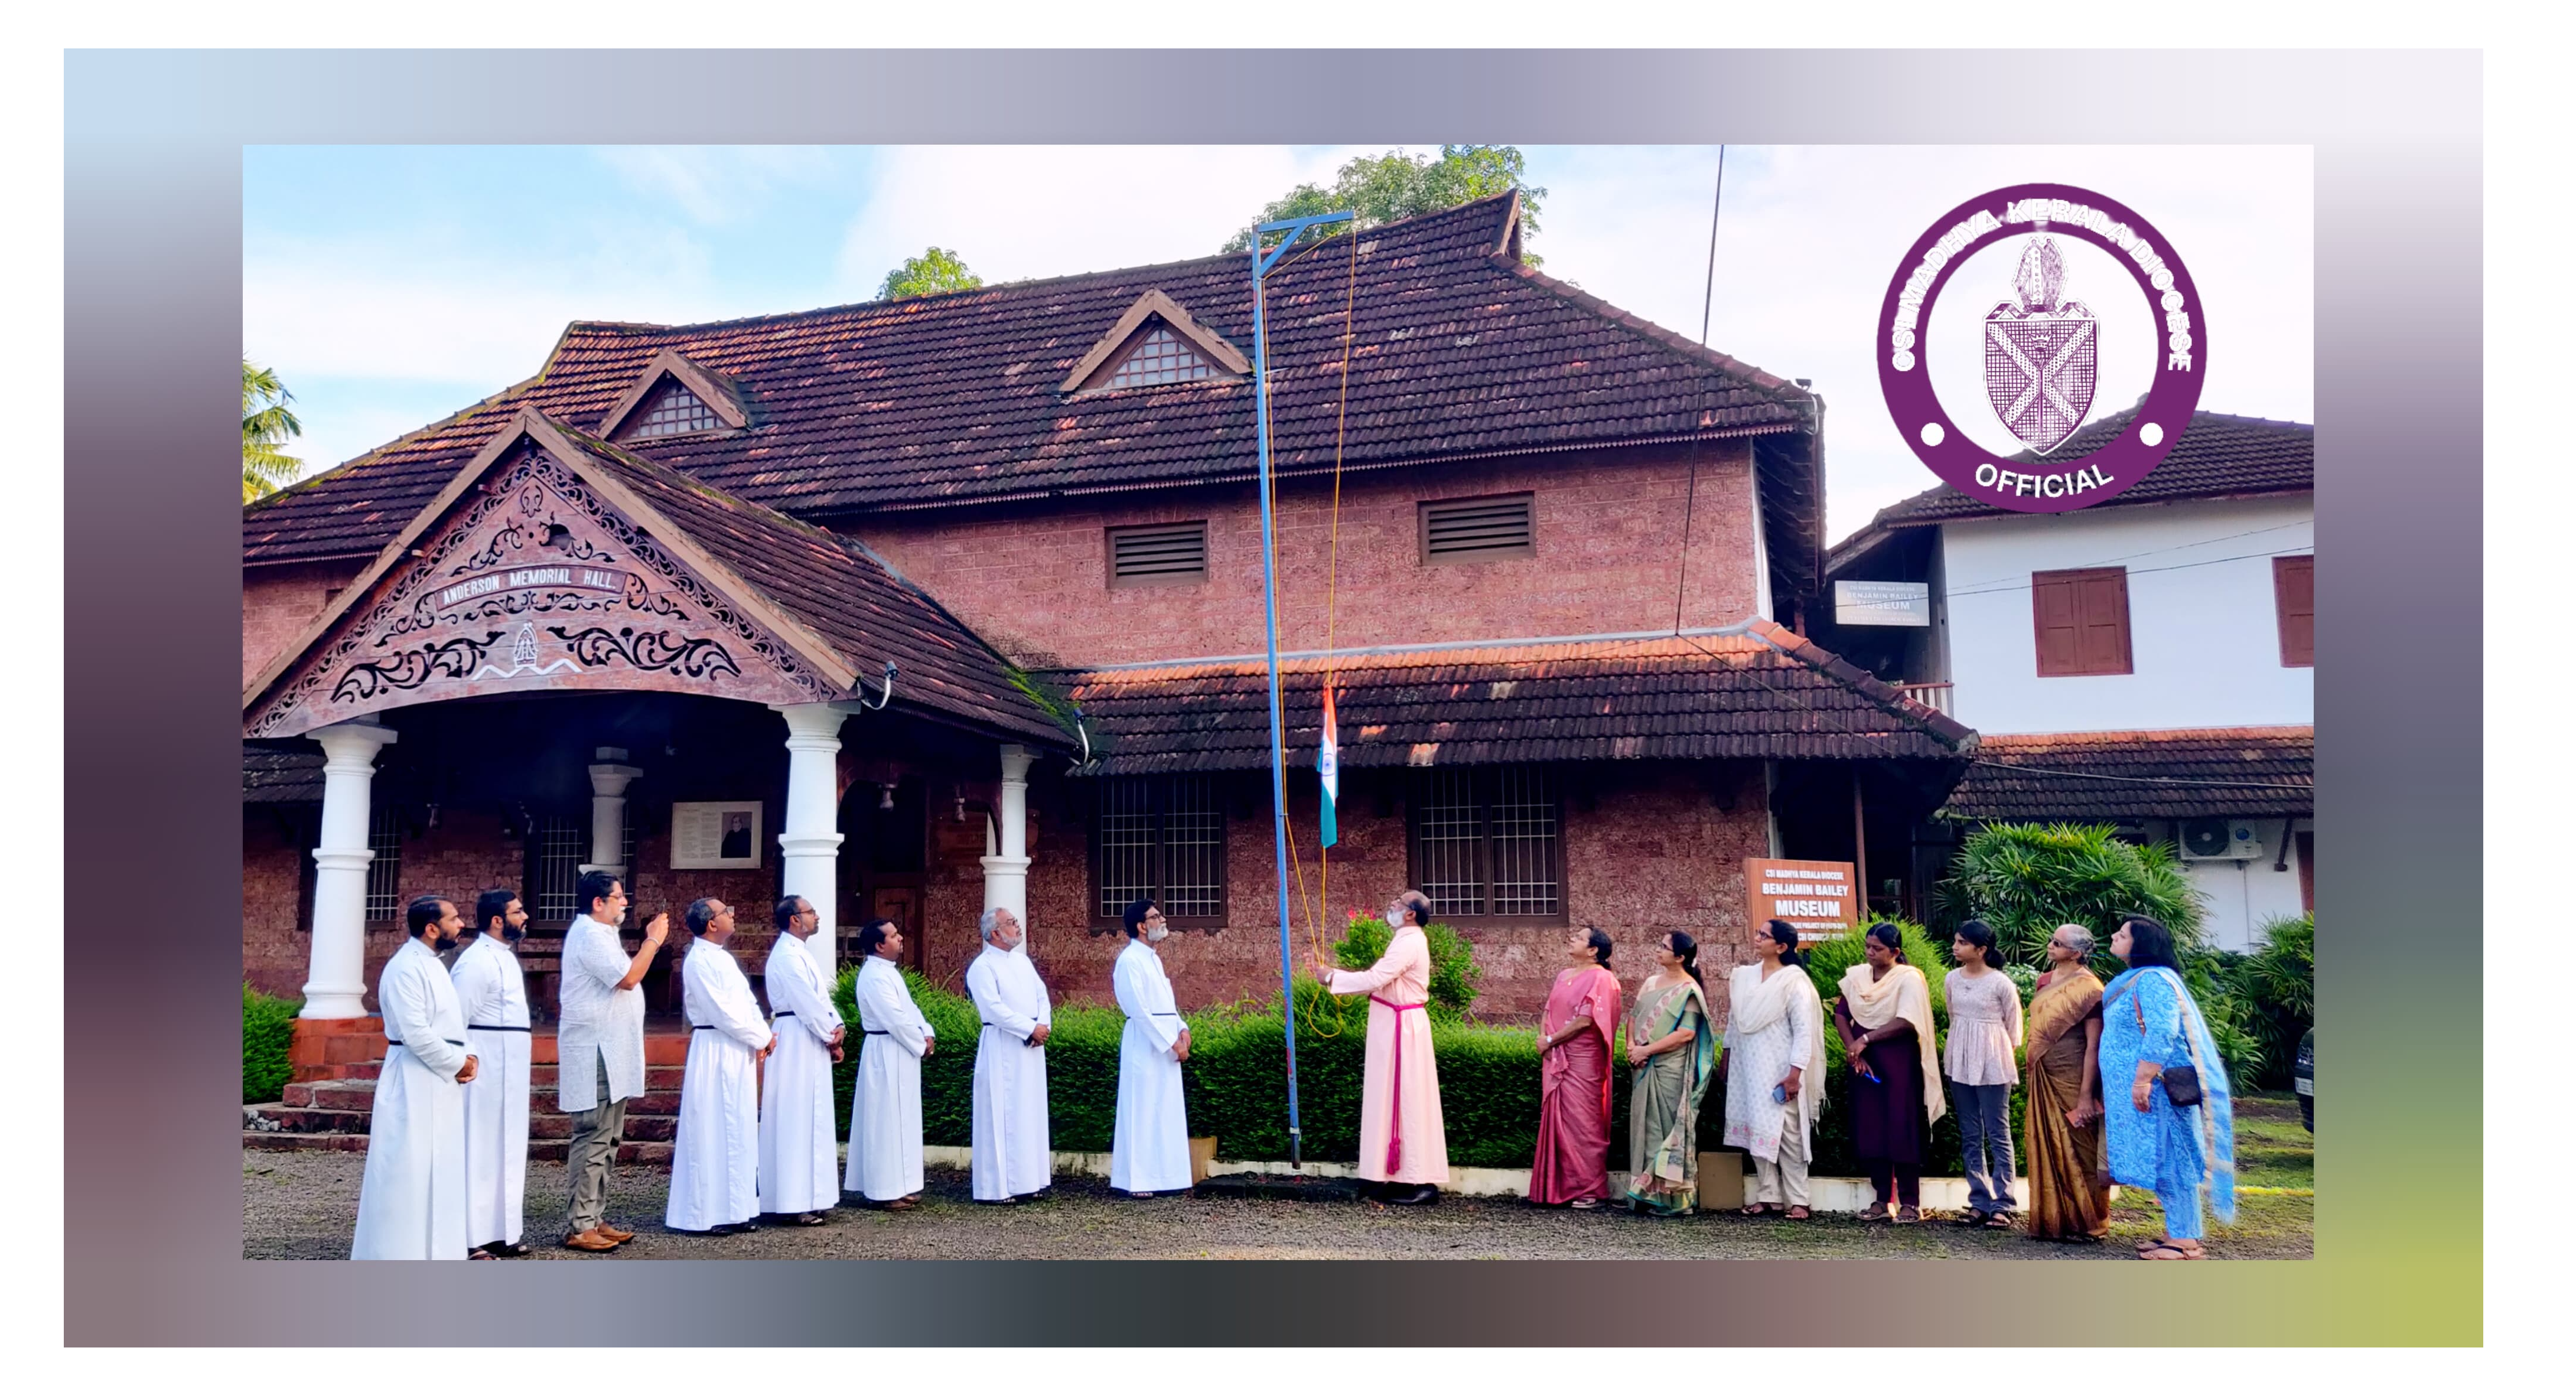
(1798, 920, 1952, 1022)
(243, 983, 297, 1104)
(1328, 913, 1483, 1020)
(2233, 913, 2314, 1089)
(1945, 822, 2206, 969)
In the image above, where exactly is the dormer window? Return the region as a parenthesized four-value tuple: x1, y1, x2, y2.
(597, 347, 753, 443)
(1102, 325, 1218, 390)
(1062, 289, 1251, 395)
(625, 378, 722, 438)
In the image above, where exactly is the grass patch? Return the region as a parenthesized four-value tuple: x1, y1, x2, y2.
(2105, 1093, 2312, 1255)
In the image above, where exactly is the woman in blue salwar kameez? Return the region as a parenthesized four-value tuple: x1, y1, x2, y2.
(2100, 917, 2236, 1261)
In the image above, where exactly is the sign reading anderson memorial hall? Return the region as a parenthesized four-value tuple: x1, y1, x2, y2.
(1743, 859, 1859, 945)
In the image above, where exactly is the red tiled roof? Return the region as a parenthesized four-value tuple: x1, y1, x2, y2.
(1832, 409, 2312, 561)
(540, 423, 1072, 746)
(1941, 726, 2312, 820)
(246, 195, 1816, 579)
(1047, 621, 1975, 776)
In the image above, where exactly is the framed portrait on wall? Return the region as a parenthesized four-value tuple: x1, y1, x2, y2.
(672, 801, 762, 869)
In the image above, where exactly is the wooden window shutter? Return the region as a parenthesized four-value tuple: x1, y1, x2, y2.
(1107, 522, 1208, 586)
(2274, 555, 2314, 667)
(1421, 494, 1535, 563)
(2031, 567, 2132, 677)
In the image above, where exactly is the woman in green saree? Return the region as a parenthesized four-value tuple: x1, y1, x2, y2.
(1624, 931, 1717, 1216)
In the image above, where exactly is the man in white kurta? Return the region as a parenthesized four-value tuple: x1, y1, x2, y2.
(760, 894, 845, 1224)
(450, 890, 533, 1255)
(965, 906, 1053, 1203)
(352, 896, 476, 1260)
(844, 919, 935, 1207)
(666, 898, 775, 1233)
(1110, 899, 1192, 1197)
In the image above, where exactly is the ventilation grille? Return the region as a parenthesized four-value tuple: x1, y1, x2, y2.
(625, 379, 722, 439)
(1422, 494, 1535, 563)
(1103, 324, 1216, 389)
(1109, 522, 1209, 585)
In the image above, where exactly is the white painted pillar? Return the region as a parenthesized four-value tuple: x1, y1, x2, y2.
(981, 743, 1034, 951)
(301, 718, 399, 1020)
(584, 747, 643, 882)
(776, 703, 849, 967)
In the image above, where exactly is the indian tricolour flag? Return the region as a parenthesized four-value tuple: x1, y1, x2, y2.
(1317, 676, 1340, 849)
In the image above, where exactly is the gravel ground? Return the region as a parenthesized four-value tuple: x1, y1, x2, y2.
(243, 1150, 2311, 1261)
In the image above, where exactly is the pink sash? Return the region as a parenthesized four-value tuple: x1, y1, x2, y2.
(1373, 996, 1426, 1173)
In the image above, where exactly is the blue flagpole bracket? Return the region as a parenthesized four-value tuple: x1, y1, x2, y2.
(1248, 206, 1349, 1174)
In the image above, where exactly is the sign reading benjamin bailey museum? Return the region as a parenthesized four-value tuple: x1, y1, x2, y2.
(1834, 580, 1931, 627)
(1744, 859, 1858, 945)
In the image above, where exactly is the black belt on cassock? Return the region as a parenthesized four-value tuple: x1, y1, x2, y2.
(773, 1009, 796, 1018)
(386, 1038, 465, 1048)
(468, 1024, 530, 1033)
(691, 1024, 715, 1031)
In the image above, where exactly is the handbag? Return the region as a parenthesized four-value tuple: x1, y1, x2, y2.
(2129, 976, 2205, 1108)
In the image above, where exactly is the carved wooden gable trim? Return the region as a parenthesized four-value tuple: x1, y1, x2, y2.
(247, 424, 844, 738)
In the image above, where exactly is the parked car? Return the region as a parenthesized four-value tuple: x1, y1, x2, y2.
(2292, 1028, 2314, 1133)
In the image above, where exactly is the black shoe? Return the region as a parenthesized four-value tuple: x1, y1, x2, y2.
(1388, 1184, 1440, 1206)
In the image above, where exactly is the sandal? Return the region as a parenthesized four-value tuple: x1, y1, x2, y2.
(2135, 1236, 2176, 1255)
(490, 1241, 531, 1257)
(468, 1248, 496, 1261)
(1858, 1203, 1891, 1222)
(1739, 1202, 1775, 1217)
(1784, 1205, 1811, 1220)
(1896, 1205, 1923, 1224)
(1569, 1197, 1600, 1210)
(1984, 1212, 2015, 1229)
(1953, 1210, 1989, 1229)
(2140, 1242, 2206, 1261)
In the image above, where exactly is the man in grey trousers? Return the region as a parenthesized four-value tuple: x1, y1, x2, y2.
(555, 868, 667, 1252)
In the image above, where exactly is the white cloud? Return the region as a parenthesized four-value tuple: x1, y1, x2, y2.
(592, 145, 841, 226)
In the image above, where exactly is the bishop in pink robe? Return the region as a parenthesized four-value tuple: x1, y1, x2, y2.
(1315, 893, 1450, 1202)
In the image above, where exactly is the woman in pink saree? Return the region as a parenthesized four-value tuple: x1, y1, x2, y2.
(1530, 926, 1621, 1208)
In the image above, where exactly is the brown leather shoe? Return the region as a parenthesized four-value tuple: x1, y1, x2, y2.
(594, 1223, 636, 1243)
(562, 1229, 619, 1252)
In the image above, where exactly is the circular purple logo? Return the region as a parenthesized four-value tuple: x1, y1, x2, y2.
(1877, 183, 2204, 513)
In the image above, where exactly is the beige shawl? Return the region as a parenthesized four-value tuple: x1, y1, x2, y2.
(1839, 962, 1947, 1124)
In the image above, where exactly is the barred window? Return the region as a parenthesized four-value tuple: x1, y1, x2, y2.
(1407, 766, 1562, 922)
(1091, 775, 1229, 929)
(364, 805, 403, 926)
(623, 378, 723, 439)
(1102, 325, 1217, 390)
(523, 810, 636, 932)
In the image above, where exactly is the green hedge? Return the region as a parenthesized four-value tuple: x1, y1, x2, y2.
(243, 984, 297, 1104)
(826, 924, 2034, 1179)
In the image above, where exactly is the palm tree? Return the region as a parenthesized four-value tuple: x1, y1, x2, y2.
(243, 358, 303, 503)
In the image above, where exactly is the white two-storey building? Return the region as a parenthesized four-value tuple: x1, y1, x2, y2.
(1822, 408, 2313, 951)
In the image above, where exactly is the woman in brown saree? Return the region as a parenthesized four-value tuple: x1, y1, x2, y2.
(2023, 923, 2109, 1241)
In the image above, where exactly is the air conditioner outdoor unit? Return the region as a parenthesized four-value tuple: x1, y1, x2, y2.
(2177, 817, 2262, 861)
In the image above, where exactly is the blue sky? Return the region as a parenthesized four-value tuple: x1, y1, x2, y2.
(245, 144, 2311, 540)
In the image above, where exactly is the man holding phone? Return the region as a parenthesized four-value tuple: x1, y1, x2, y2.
(556, 869, 667, 1253)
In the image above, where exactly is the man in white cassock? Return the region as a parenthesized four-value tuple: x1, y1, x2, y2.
(666, 897, 775, 1234)
(1110, 898, 1192, 1198)
(450, 889, 533, 1258)
(351, 895, 478, 1259)
(760, 893, 844, 1225)
(965, 905, 1052, 1204)
(844, 918, 934, 1209)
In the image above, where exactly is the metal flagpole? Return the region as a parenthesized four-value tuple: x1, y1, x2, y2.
(1248, 208, 1351, 1173)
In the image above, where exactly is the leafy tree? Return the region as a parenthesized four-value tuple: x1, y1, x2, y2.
(1223, 145, 1547, 266)
(878, 246, 983, 301)
(242, 358, 302, 503)
(2232, 912, 2315, 1086)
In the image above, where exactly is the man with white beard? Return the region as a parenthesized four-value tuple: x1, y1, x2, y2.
(965, 906, 1052, 1205)
(760, 894, 844, 1226)
(844, 918, 936, 1209)
(450, 889, 533, 1258)
(665, 897, 774, 1235)
(1110, 898, 1192, 1199)
(351, 895, 478, 1259)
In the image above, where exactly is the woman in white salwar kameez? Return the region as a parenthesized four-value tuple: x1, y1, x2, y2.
(845, 919, 936, 1209)
(760, 895, 845, 1226)
(1721, 918, 1826, 1219)
(1110, 899, 1193, 1198)
(352, 897, 477, 1261)
(665, 899, 774, 1235)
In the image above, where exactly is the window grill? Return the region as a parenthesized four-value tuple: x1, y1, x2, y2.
(1102, 325, 1216, 390)
(1421, 494, 1536, 563)
(363, 805, 403, 926)
(1407, 766, 1562, 921)
(624, 379, 722, 439)
(523, 811, 637, 929)
(1091, 775, 1228, 928)
(1108, 521, 1209, 585)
